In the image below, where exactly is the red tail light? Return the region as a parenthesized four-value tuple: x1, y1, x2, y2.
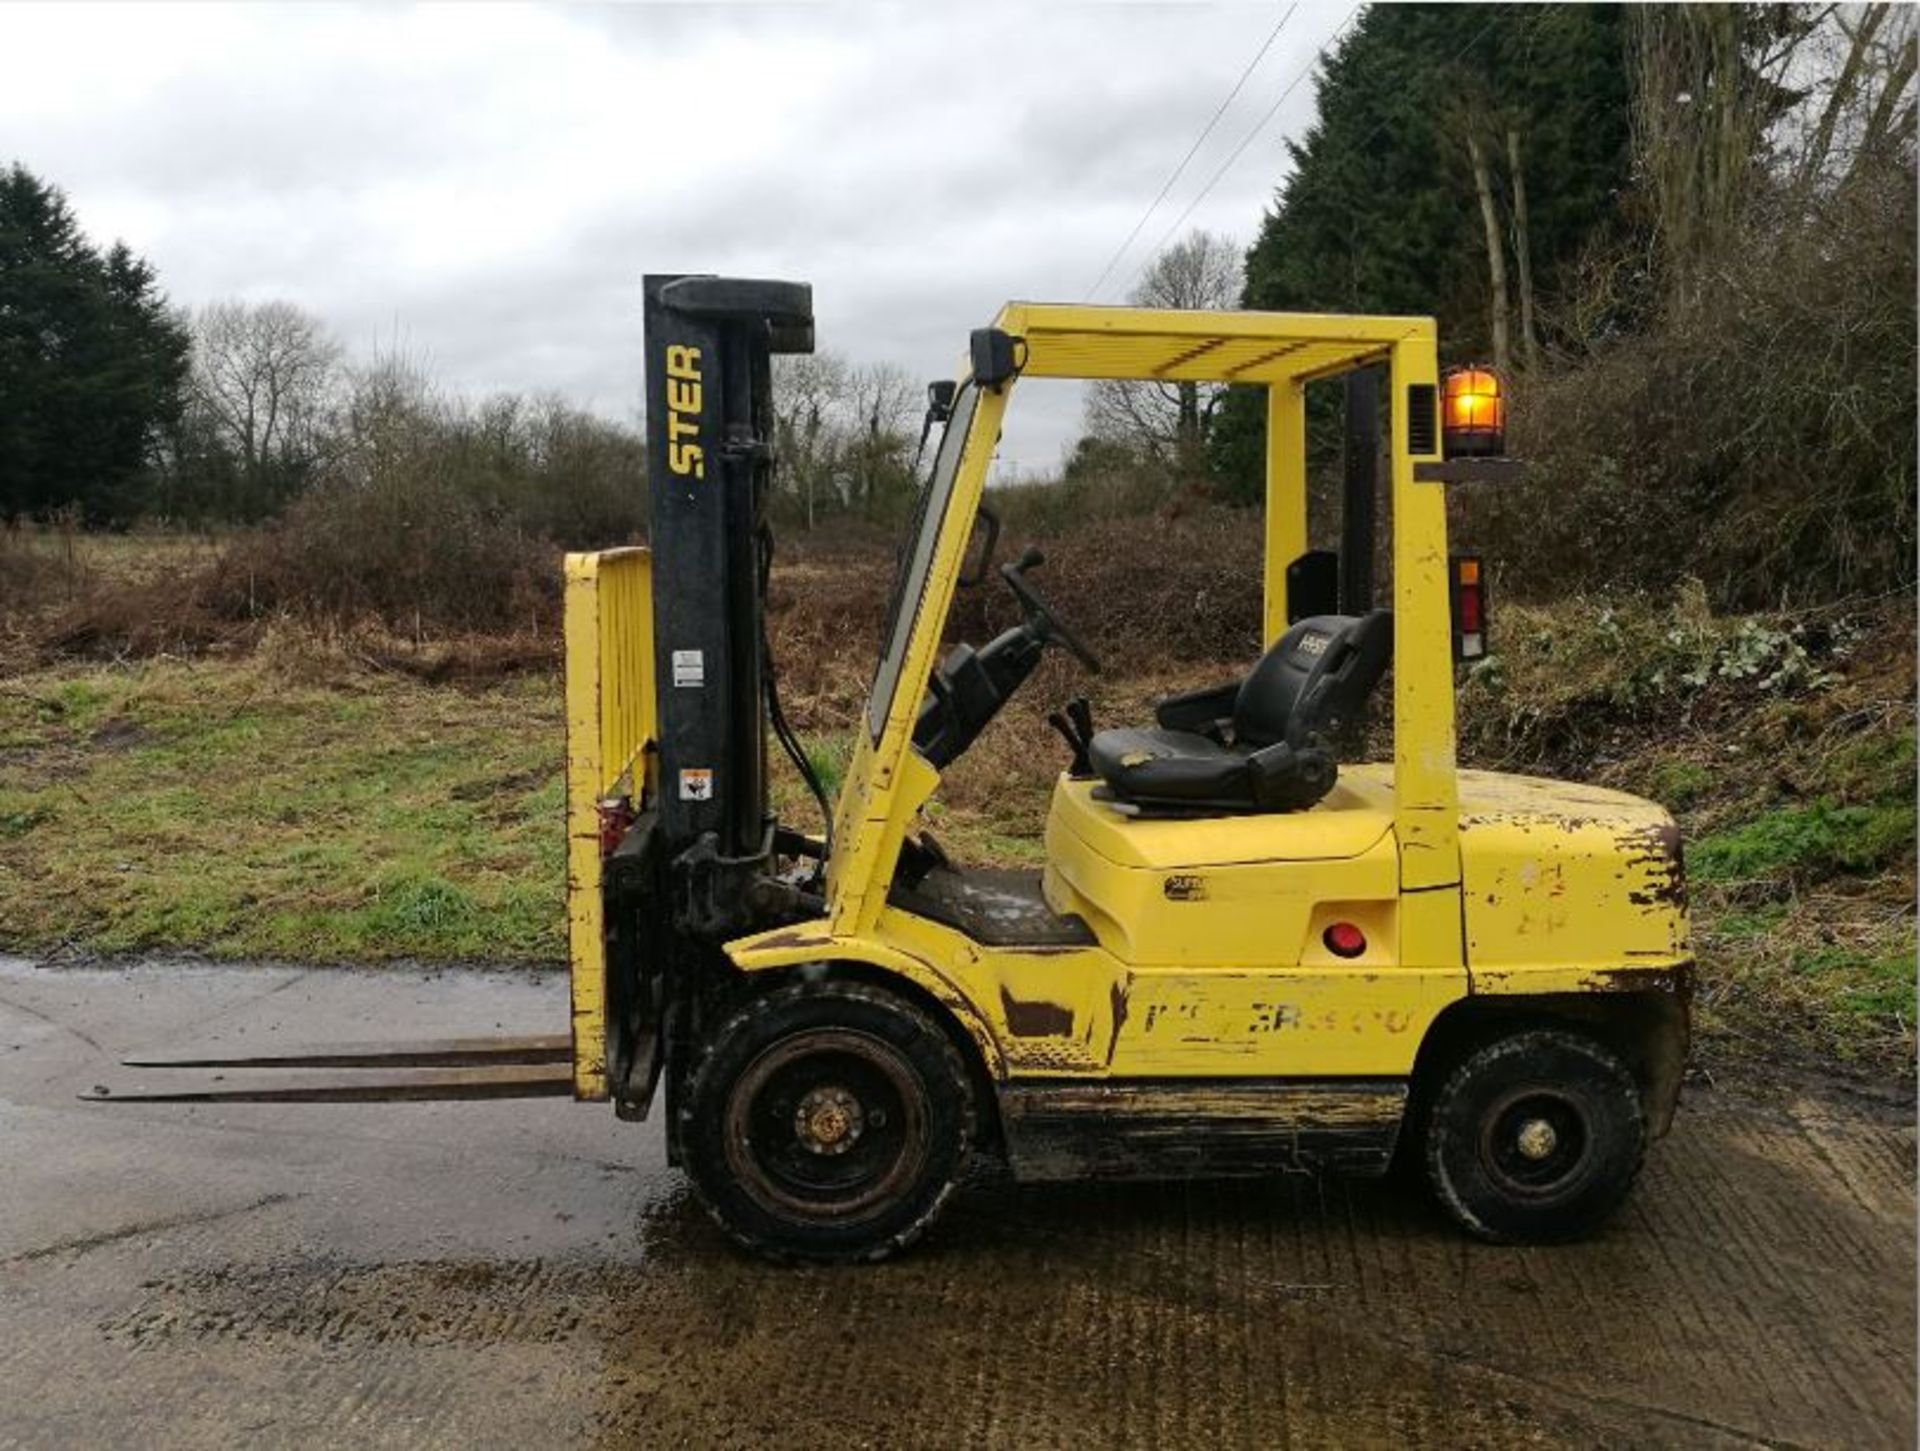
(1451, 556, 1488, 661)
(1324, 922, 1367, 958)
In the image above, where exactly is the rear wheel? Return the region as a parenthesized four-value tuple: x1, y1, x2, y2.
(680, 981, 974, 1263)
(1423, 1029, 1646, 1243)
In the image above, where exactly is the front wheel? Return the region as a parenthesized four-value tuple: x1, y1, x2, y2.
(680, 981, 975, 1263)
(1423, 1029, 1647, 1243)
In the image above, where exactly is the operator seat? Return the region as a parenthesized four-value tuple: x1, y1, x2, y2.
(1087, 611, 1392, 815)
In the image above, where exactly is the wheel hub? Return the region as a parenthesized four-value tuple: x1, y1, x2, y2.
(1479, 1087, 1592, 1201)
(1515, 1117, 1559, 1161)
(723, 1025, 931, 1225)
(794, 1085, 864, 1155)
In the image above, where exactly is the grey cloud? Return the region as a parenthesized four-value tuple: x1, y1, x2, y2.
(7, 1, 1350, 473)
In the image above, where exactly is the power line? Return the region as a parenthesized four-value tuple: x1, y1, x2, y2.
(1122, 0, 1365, 297)
(1082, 2, 1300, 302)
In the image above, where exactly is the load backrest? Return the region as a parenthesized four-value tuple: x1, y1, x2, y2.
(1233, 611, 1393, 748)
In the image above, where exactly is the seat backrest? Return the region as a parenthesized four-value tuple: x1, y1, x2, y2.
(1233, 611, 1393, 748)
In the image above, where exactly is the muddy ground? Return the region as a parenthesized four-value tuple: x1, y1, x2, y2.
(0, 959, 1911, 1449)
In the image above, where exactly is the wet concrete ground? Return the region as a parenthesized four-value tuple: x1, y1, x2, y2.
(0, 958, 1912, 1449)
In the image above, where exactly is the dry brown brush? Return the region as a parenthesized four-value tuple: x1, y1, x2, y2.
(1460, 99, 1915, 609)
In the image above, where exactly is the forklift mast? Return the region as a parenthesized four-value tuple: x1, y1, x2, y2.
(641, 275, 814, 917)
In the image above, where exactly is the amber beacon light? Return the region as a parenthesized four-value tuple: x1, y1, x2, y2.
(1441, 366, 1506, 458)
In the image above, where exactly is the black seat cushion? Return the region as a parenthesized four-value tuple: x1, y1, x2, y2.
(1087, 727, 1253, 808)
(1086, 611, 1391, 816)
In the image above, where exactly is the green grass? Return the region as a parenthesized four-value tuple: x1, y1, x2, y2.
(921, 800, 1049, 866)
(1791, 944, 1916, 1023)
(0, 660, 565, 962)
(1696, 891, 1915, 1065)
(1708, 902, 1789, 942)
(802, 732, 855, 799)
(1817, 727, 1916, 804)
(1638, 758, 1715, 811)
(1692, 799, 1915, 884)
(1682, 744, 1915, 1066)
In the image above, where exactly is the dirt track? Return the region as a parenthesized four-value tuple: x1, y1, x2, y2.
(0, 958, 1911, 1448)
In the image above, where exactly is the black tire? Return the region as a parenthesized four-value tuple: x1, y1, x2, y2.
(679, 980, 975, 1264)
(1422, 1029, 1646, 1244)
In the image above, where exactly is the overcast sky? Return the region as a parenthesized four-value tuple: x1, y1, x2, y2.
(6, 1, 1352, 479)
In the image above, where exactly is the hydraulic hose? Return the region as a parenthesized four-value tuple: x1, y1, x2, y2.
(756, 522, 834, 862)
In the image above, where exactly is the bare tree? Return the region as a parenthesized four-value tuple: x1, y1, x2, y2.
(1441, 77, 1518, 372)
(771, 351, 919, 526)
(841, 360, 919, 517)
(1627, 4, 1915, 310)
(1799, 3, 1891, 187)
(330, 345, 438, 491)
(773, 351, 849, 530)
(1629, 7, 1809, 310)
(1788, 3, 1916, 191)
(191, 300, 340, 497)
(1083, 229, 1243, 479)
(1506, 125, 1540, 369)
(1466, 125, 1513, 372)
(1855, 10, 1918, 166)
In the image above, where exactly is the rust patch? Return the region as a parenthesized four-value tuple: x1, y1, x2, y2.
(1619, 821, 1688, 910)
(1628, 829, 1689, 905)
(999, 987, 1074, 1038)
(1105, 981, 1130, 1064)
(1581, 961, 1695, 997)
(1461, 811, 1590, 836)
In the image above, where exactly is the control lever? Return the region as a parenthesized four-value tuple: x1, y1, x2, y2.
(1047, 712, 1092, 778)
(1067, 696, 1094, 748)
(1048, 695, 1096, 778)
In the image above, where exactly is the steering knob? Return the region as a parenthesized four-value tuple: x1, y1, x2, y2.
(1000, 544, 1101, 674)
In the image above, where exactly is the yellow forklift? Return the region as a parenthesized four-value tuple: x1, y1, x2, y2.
(97, 277, 1692, 1264)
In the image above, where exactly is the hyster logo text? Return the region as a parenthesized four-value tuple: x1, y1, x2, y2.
(665, 344, 704, 479)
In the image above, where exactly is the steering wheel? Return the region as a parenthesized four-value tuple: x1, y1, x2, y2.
(1000, 548, 1102, 674)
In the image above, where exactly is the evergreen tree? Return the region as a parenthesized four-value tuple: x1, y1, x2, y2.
(0, 163, 189, 522)
(1211, 5, 1633, 498)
